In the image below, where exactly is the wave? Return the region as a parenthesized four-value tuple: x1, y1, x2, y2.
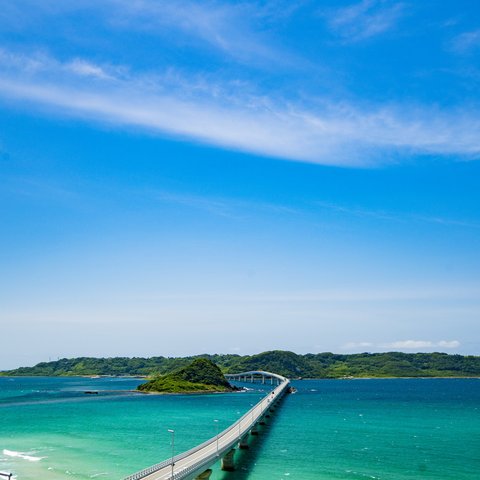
(3, 449, 45, 462)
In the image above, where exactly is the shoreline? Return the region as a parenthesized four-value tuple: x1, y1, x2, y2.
(299, 376, 480, 380)
(1, 374, 479, 380)
(137, 389, 244, 395)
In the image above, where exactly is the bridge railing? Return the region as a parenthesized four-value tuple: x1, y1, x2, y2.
(225, 371, 287, 382)
(125, 371, 289, 480)
(171, 448, 219, 480)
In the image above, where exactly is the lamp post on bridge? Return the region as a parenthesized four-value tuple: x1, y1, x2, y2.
(168, 429, 175, 480)
(214, 419, 219, 456)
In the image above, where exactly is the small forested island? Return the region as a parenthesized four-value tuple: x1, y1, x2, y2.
(137, 358, 235, 393)
(2, 350, 480, 378)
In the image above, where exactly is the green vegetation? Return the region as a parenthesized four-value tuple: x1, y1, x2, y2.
(137, 358, 234, 393)
(2, 350, 480, 379)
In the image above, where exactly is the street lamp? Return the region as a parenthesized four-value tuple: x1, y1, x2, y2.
(214, 419, 219, 456)
(168, 429, 175, 480)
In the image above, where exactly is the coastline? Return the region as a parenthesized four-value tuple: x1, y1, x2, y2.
(2, 374, 479, 380)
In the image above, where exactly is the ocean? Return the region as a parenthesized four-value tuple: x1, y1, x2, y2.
(0, 377, 479, 480)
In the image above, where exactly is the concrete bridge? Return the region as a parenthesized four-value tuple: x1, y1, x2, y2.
(125, 371, 290, 480)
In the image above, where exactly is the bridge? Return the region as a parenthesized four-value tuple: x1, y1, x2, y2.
(125, 371, 290, 480)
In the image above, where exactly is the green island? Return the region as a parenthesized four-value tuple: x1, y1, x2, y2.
(137, 358, 235, 393)
(2, 350, 480, 379)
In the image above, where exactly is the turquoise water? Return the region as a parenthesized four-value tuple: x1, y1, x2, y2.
(1, 377, 479, 480)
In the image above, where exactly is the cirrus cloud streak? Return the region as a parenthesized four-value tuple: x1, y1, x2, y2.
(1, 50, 480, 167)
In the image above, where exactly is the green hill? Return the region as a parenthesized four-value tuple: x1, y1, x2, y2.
(2, 351, 480, 379)
(137, 358, 234, 393)
(232, 350, 317, 378)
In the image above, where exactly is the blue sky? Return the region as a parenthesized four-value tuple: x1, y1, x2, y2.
(1, 0, 479, 368)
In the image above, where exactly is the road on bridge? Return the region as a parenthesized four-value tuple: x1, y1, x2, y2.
(125, 372, 290, 480)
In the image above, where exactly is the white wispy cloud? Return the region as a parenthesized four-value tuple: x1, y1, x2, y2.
(108, 0, 279, 63)
(65, 59, 114, 80)
(0, 0, 288, 66)
(149, 190, 237, 218)
(325, 0, 405, 42)
(382, 339, 461, 349)
(451, 29, 480, 54)
(437, 340, 462, 348)
(144, 189, 299, 219)
(343, 339, 461, 351)
(3, 175, 79, 201)
(1, 49, 480, 166)
(314, 201, 480, 229)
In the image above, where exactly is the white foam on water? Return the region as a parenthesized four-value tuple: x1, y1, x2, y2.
(2, 450, 45, 462)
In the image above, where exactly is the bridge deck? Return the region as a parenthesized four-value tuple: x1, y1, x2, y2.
(125, 371, 289, 480)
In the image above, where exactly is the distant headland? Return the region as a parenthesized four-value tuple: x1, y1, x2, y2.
(1, 350, 479, 378)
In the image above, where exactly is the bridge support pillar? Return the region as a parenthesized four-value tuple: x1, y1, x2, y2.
(250, 425, 259, 435)
(195, 469, 212, 480)
(239, 435, 249, 449)
(221, 449, 236, 471)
